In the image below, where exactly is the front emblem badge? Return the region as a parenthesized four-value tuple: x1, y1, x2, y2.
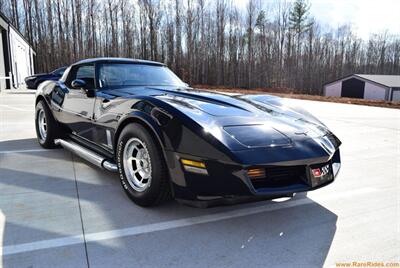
(312, 164, 330, 177)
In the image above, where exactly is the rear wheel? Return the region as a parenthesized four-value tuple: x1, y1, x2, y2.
(117, 123, 171, 206)
(35, 100, 59, 148)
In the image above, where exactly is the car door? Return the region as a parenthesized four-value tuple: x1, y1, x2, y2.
(91, 63, 125, 151)
(58, 64, 97, 141)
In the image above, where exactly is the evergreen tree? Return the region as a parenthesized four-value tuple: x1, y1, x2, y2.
(289, 0, 313, 36)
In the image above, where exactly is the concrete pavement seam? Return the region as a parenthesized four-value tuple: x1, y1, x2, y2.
(71, 153, 91, 268)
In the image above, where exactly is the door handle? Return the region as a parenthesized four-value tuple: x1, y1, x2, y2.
(102, 99, 110, 103)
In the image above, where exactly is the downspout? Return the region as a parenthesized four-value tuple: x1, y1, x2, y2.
(6, 24, 14, 89)
(29, 47, 33, 75)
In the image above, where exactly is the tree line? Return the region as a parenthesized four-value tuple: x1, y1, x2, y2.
(1, 0, 399, 94)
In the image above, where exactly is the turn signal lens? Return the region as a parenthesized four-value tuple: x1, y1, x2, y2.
(181, 159, 208, 175)
(247, 168, 266, 179)
(181, 159, 206, 168)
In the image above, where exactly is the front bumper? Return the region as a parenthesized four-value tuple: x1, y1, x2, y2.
(165, 148, 341, 206)
(25, 78, 37, 89)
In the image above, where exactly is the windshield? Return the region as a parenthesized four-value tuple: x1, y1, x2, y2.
(98, 63, 186, 88)
(52, 67, 67, 76)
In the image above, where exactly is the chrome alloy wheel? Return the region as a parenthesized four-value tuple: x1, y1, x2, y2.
(38, 109, 47, 141)
(123, 138, 152, 192)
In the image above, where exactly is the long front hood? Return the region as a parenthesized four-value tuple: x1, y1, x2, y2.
(153, 88, 330, 133)
(111, 86, 340, 154)
(27, 73, 50, 79)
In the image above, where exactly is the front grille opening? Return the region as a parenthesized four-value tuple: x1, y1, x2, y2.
(249, 165, 307, 189)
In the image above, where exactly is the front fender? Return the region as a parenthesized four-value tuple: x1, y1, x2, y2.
(35, 80, 57, 106)
(114, 101, 237, 165)
(114, 111, 167, 153)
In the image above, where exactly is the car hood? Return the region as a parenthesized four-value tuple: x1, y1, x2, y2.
(110, 86, 338, 150)
(27, 73, 53, 79)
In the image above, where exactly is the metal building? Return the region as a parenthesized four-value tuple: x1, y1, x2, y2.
(324, 74, 400, 101)
(0, 11, 35, 90)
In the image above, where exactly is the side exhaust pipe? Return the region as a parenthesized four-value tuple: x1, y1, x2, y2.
(55, 139, 118, 172)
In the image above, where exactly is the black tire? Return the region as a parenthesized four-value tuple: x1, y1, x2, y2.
(117, 123, 171, 207)
(35, 100, 59, 148)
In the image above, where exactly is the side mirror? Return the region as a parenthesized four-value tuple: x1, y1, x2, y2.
(71, 79, 95, 98)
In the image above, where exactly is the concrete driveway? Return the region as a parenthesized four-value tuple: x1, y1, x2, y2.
(0, 91, 399, 268)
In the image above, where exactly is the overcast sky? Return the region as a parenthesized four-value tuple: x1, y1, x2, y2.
(233, 0, 400, 39)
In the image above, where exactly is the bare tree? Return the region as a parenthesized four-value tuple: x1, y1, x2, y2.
(1, 0, 399, 94)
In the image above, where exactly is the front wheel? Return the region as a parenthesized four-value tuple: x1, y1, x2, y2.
(117, 123, 171, 207)
(35, 100, 58, 148)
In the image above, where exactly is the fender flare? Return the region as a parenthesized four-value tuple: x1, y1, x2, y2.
(113, 111, 168, 156)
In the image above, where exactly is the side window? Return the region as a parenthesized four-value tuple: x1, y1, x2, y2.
(68, 65, 95, 89)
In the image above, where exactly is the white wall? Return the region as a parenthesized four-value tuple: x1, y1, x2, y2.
(9, 26, 34, 88)
(363, 82, 387, 100)
(324, 81, 342, 97)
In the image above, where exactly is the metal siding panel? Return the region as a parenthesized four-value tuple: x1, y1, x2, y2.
(324, 81, 342, 97)
(392, 89, 400, 101)
(9, 26, 34, 88)
(363, 82, 387, 100)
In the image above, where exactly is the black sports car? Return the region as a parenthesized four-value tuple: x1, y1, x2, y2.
(34, 58, 341, 207)
(25, 67, 67, 89)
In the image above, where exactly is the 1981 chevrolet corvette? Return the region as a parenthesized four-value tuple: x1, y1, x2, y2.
(35, 58, 341, 207)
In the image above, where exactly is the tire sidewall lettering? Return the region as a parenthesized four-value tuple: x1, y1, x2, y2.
(117, 139, 129, 190)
